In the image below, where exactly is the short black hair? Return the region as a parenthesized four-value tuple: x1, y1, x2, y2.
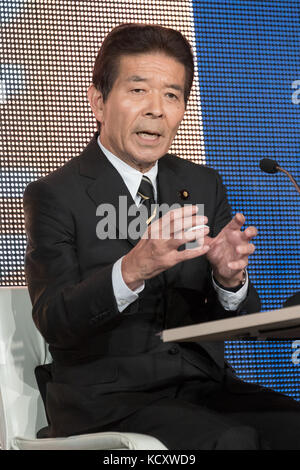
(92, 23, 194, 131)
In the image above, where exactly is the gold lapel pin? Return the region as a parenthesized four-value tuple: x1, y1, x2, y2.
(180, 189, 189, 200)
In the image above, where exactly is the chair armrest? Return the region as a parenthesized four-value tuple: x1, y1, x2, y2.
(11, 431, 168, 450)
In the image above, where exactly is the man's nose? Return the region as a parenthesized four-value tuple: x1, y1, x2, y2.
(144, 92, 164, 118)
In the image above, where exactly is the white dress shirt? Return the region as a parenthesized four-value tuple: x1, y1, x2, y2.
(97, 137, 248, 313)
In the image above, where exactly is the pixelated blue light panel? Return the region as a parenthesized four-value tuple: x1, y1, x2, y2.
(192, 0, 300, 400)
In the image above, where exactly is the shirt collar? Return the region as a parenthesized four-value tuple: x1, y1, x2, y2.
(97, 136, 158, 202)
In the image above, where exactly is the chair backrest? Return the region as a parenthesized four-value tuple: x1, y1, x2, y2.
(0, 287, 51, 449)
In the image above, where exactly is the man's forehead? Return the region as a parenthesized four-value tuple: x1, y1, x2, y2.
(117, 53, 185, 86)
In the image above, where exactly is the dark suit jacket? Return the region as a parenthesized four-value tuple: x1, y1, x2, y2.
(23, 133, 261, 437)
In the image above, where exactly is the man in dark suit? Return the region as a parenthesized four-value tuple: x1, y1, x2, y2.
(23, 23, 300, 449)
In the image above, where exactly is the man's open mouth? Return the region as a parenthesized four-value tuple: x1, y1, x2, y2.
(136, 131, 161, 140)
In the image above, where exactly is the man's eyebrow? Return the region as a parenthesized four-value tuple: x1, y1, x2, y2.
(125, 75, 184, 93)
(126, 75, 147, 82)
(166, 84, 184, 93)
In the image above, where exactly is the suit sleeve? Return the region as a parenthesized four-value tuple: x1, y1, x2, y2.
(23, 179, 119, 348)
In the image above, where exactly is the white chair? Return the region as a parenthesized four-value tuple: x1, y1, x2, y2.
(0, 287, 167, 450)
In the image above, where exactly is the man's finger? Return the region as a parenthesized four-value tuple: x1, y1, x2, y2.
(202, 234, 214, 246)
(228, 259, 248, 270)
(170, 226, 210, 248)
(243, 226, 258, 240)
(236, 243, 256, 255)
(151, 205, 198, 234)
(150, 207, 208, 238)
(178, 215, 208, 233)
(146, 207, 193, 238)
(225, 213, 245, 231)
(178, 244, 210, 262)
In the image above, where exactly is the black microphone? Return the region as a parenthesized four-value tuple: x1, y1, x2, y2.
(259, 158, 300, 195)
(259, 158, 279, 174)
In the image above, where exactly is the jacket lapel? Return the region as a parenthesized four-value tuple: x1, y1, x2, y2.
(157, 154, 188, 209)
(79, 134, 139, 247)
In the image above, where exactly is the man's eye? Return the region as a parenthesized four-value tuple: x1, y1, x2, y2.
(131, 89, 145, 93)
(166, 93, 178, 100)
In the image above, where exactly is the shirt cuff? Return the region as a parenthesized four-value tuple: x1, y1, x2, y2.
(212, 269, 249, 311)
(112, 256, 145, 312)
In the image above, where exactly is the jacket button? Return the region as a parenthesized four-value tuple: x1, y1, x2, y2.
(168, 346, 179, 355)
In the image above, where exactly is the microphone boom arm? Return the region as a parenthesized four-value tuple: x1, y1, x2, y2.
(276, 166, 300, 196)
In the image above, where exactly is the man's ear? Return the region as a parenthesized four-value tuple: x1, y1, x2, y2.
(87, 84, 105, 123)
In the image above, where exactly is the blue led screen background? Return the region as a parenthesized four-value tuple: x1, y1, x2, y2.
(1, 0, 299, 399)
(192, 0, 300, 399)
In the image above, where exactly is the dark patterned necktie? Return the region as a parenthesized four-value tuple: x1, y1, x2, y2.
(137, 175, 157, 224)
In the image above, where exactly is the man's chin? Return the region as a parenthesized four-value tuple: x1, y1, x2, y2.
(128, 147, 165, 163)
(135, 153, 164, 166)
